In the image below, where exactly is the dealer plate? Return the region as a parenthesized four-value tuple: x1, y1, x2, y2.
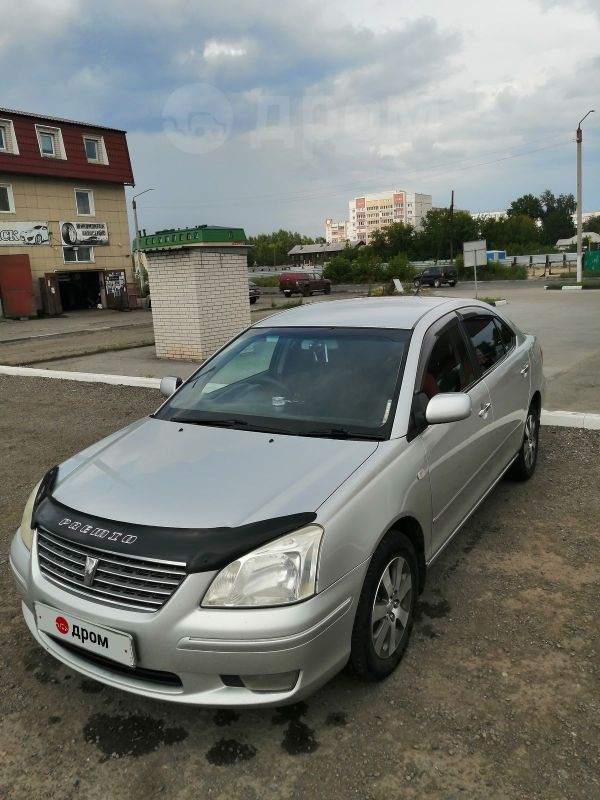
(35, 603, 136, 667)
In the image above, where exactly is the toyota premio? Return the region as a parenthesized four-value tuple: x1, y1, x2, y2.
(9, 297, 544, 706)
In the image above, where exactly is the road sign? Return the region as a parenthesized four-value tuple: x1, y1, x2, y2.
(463, 240, 487, 298)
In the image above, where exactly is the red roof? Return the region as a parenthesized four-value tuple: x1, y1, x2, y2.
(0, 108, 134, 186)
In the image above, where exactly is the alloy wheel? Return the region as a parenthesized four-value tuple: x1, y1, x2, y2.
(371, 556, 412, 658)
(523, 411, 538, 470)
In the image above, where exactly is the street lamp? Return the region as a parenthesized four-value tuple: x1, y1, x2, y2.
(132, 188, 155, 282)
(576, 110, 594, 283)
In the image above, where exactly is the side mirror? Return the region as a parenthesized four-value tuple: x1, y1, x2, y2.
(425, 393, 472, 425)
(159, 376, 183, 397)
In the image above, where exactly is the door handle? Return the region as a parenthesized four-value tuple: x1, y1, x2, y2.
(520, 363, 529, 376)
(478, 402, 491, 418)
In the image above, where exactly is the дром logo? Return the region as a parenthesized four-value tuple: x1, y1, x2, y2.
(55, 616, 69, 635)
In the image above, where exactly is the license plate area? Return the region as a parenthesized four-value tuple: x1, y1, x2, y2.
(35, 602, 136, 667)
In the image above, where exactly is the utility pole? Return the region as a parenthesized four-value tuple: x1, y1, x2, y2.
(449, 189, 455, 264)
(132, 188, 156, 285)
(576, 110, 594, 283)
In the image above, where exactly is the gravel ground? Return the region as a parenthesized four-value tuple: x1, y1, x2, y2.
(0, 376, 598, 800)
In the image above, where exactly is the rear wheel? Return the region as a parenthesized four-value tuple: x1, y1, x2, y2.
(324, 284, 331, 295)
(351, 532, 417, 681)
(413, 279, 421, 288)
(249, 296, 257, 305)
(283, 289, 292, 298)
(449, 280, 456, 287)
(433, 278, 441, 288)
(509, 401, 540, 481)
(302, 286, 311, 297)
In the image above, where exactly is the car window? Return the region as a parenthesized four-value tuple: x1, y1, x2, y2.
(420, 321, 474, 399)
(200, 336, 279, 393)
(157, 327, 410, 436)
(463, 316, 507, 373)
(494, 317, 515, 352)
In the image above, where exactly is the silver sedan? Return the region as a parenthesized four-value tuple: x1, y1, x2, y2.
(10, 297, 544, 706)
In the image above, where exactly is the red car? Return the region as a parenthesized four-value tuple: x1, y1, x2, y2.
(279, 271, 331, 297)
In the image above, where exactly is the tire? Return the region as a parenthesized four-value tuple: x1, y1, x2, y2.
(351, 532, 417, 682)
(324, 284, 331, 295)
(283, 289, 292, 298)
(433, 279, 441, 288)
(302, 286, 311, 297)
(413, 279, 421, 288)
(249, 296, 257, 305)
(508, 401, 540, 481)
(35, 234, 42, 244)
(449, 280, 456, 287)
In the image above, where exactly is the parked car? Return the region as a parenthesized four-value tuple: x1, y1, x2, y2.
(413, 266, 457, 288)
(10, 297, 543, 707)
(248, 281, 261, 305)
(279, 270, 331, 297)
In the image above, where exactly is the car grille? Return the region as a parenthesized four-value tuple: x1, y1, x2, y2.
(36, 528, 187, 613)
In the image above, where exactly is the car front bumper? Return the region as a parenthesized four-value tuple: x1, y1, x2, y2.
(9, 529, 366, 707)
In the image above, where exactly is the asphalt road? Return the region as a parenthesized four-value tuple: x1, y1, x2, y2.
(1, 376, 598, 800)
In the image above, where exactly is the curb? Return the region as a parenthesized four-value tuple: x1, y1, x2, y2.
(1, 365, 599, 430)
(0, 365, 161, 389)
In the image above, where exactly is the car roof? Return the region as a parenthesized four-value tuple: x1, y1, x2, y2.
(254, 296, 462, 330)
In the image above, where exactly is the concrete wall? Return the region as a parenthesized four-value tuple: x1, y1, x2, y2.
(146, 245, 251, 360)
(0, 174, 132, 307)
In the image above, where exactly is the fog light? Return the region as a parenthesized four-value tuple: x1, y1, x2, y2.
(240, 671, 300, 693)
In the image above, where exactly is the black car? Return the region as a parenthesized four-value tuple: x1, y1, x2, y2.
(249, 281, 261, 304)
(413, 266, 457, 288)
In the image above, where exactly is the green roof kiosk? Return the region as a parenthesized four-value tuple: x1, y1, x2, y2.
(139, 225, 250, 361)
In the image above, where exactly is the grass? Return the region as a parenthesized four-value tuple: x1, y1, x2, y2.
(249, 276, 280, 287)
(479, 297, 503, 306)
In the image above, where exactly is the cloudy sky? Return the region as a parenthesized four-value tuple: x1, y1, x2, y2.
(1, 0, 599, 236)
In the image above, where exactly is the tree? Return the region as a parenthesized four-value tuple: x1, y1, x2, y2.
(583, 215, 600, 235)
(507, 194, 543, 221)
(539, 191, 576, 245)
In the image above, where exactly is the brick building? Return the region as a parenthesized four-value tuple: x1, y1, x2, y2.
(140, 225, 251, 360)
(0, 108, 134, 317)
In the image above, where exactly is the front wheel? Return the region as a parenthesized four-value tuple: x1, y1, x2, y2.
(351, 532, 417, 682)
(283, 289, 292, 297)
(413, 279, 421, 288)
(301, 286, 311, 297)
(509, 402, 540, 481)
(324, 284, 331, 295)
(433, 279, 441, 288)
(449, 280, 457, 287)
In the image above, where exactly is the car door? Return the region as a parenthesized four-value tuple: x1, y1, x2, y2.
(412, 313, 495, 558)
(459, 309, 530, 471)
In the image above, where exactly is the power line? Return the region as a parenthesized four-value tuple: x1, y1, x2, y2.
(141, 136, 574, 209)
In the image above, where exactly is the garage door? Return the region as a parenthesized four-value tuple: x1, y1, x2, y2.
(0, 254, 36, 318)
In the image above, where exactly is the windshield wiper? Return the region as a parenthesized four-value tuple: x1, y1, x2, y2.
(171, 415, 287, 434)
(171, 415, 249, 428)
(298, 427, 385, 441)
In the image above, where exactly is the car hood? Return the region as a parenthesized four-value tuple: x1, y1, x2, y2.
(53, 417, 379, 528)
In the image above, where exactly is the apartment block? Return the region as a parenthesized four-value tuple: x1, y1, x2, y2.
(324, 218, 348, 244)
(346, 189, 432, 243)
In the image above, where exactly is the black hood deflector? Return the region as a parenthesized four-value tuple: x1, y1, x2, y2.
(34, 496, 317, 573)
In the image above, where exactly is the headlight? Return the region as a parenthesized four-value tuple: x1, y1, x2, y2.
(202, 524, 323, 608)
(19, 480, 42, 551)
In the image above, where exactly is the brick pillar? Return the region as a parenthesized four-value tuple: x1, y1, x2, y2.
(146, 245, 251, 360)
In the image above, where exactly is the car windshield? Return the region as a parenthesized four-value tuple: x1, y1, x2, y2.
(155, 326, 411, 439)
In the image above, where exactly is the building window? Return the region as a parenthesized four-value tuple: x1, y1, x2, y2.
(83, 135, 108, 164)
(35, 125, 66, 159)
(0, 119, 19, 155)
(0, 183, 15, 213)
(63, 246, 94, 263)
(75, 189, 95, 216)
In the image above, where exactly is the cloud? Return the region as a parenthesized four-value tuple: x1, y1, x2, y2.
(1, 0, 599, 236)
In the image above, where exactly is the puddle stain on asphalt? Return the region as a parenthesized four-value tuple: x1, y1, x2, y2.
(271, 702, 320, 755)
(416, 598, 451, 620)
(206, 739, 257, 765)
(213, 709, 240, 727)
(79, 679, 104, 694)
(83, 713, 188, 760)
(23, 650, 60, 685)
(325, 711, 347, 727)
